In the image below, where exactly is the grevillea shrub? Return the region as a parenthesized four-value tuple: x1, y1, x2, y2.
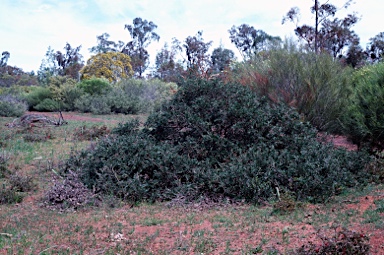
(62, 79, 371, 204)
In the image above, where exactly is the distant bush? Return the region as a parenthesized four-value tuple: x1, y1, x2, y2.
(74, 94, 111, 114)
(0, 94, 27, 117)
(73, 78, 177, 115)
(34, 98, 60, 112)
(77, 77, 111, 95)
(73, 125, 110, 141)
(62, 79, 371, 204)
(341, 62, 384, 151)
(23, 86, 53, 110)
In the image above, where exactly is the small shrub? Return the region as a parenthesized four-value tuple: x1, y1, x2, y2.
(296, 228, 370, 255)
(0, 94, 28, 117)
(0, 185, 24, 204)
(42, 171, 100, 212)
(73, 125, 110, 141)
(22, 128, 54, 142)
(8, 173, 36, 192)
(272, 193, 298, 215)
(0, 153, 9, 178)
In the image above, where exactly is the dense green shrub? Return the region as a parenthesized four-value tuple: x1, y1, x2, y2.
(77, 77, 111, 95)
(341, 62, 384, 151)
(34, 98, 60, 112)
(74, 94, 111, 114)
(48, 76, 82, 111)
(228, 40, 351, 133)
(23, 86, 53, 110)
(62, 79, 370, 204)
(0, 94, 27, 117)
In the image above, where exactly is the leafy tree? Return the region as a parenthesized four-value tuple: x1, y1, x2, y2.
(152, 40, 184, 82)
(38, 43, 84, 83)
(210, 46, 235, 73)
(55, 43, 84, 79)
(89, 33, 124, 54)
(183, 31, 212, 77)
(80, 52, 133, 83)
(229, 24, 281, 58)
(283, 0, 358, 56)
(345, 40, 366, 68)
(0, 51, 10, 67)
(320, 14, 359, 58)
(367, 32, 384, 62)
(122, 17, 160, 78)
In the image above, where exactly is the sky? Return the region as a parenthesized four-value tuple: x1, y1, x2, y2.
(0, 0, 382, 73)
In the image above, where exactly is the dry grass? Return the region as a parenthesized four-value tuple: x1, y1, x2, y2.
(1, 113, 384, 254)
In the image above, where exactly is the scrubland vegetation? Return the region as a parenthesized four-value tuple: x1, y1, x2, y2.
(1, 1, 384, 253)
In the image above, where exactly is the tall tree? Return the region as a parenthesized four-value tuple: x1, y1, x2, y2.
(38, 43, 84, 83)
(183, 31, 212, 77)
(367, 32, 384, 62)
(229, 24, 281, 58)
(55, 43, 84, 79)
(122, 17, 160, 78)
(345, 40, 366, 68)
(152, 40, 184, 82)
(210, 46, 235, 73)
(282, 0, 358, 55)
(89, 33, 124, 54)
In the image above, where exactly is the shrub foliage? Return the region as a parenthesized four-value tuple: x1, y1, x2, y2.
(341, 62, 384, 151)
(0, 94, 27, 117)
(62, 79, 370, 204)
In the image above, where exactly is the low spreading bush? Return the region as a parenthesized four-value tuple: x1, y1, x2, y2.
(62, 79, 371, 204)
(0, 94, 28, 117)
(0, 186, 24, 204)
(296, 228, 370, 255)
(42, 171, 99, 212)
(73, 125, 110, 141)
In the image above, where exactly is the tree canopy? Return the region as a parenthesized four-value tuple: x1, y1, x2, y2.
(122, 17, 160, 78)
(80, 52, 133, 83)
(229, 24, 281, 58)
(283, 0, 359, 57)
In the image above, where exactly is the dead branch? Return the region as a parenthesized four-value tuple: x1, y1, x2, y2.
(6, 112, 68, 128)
